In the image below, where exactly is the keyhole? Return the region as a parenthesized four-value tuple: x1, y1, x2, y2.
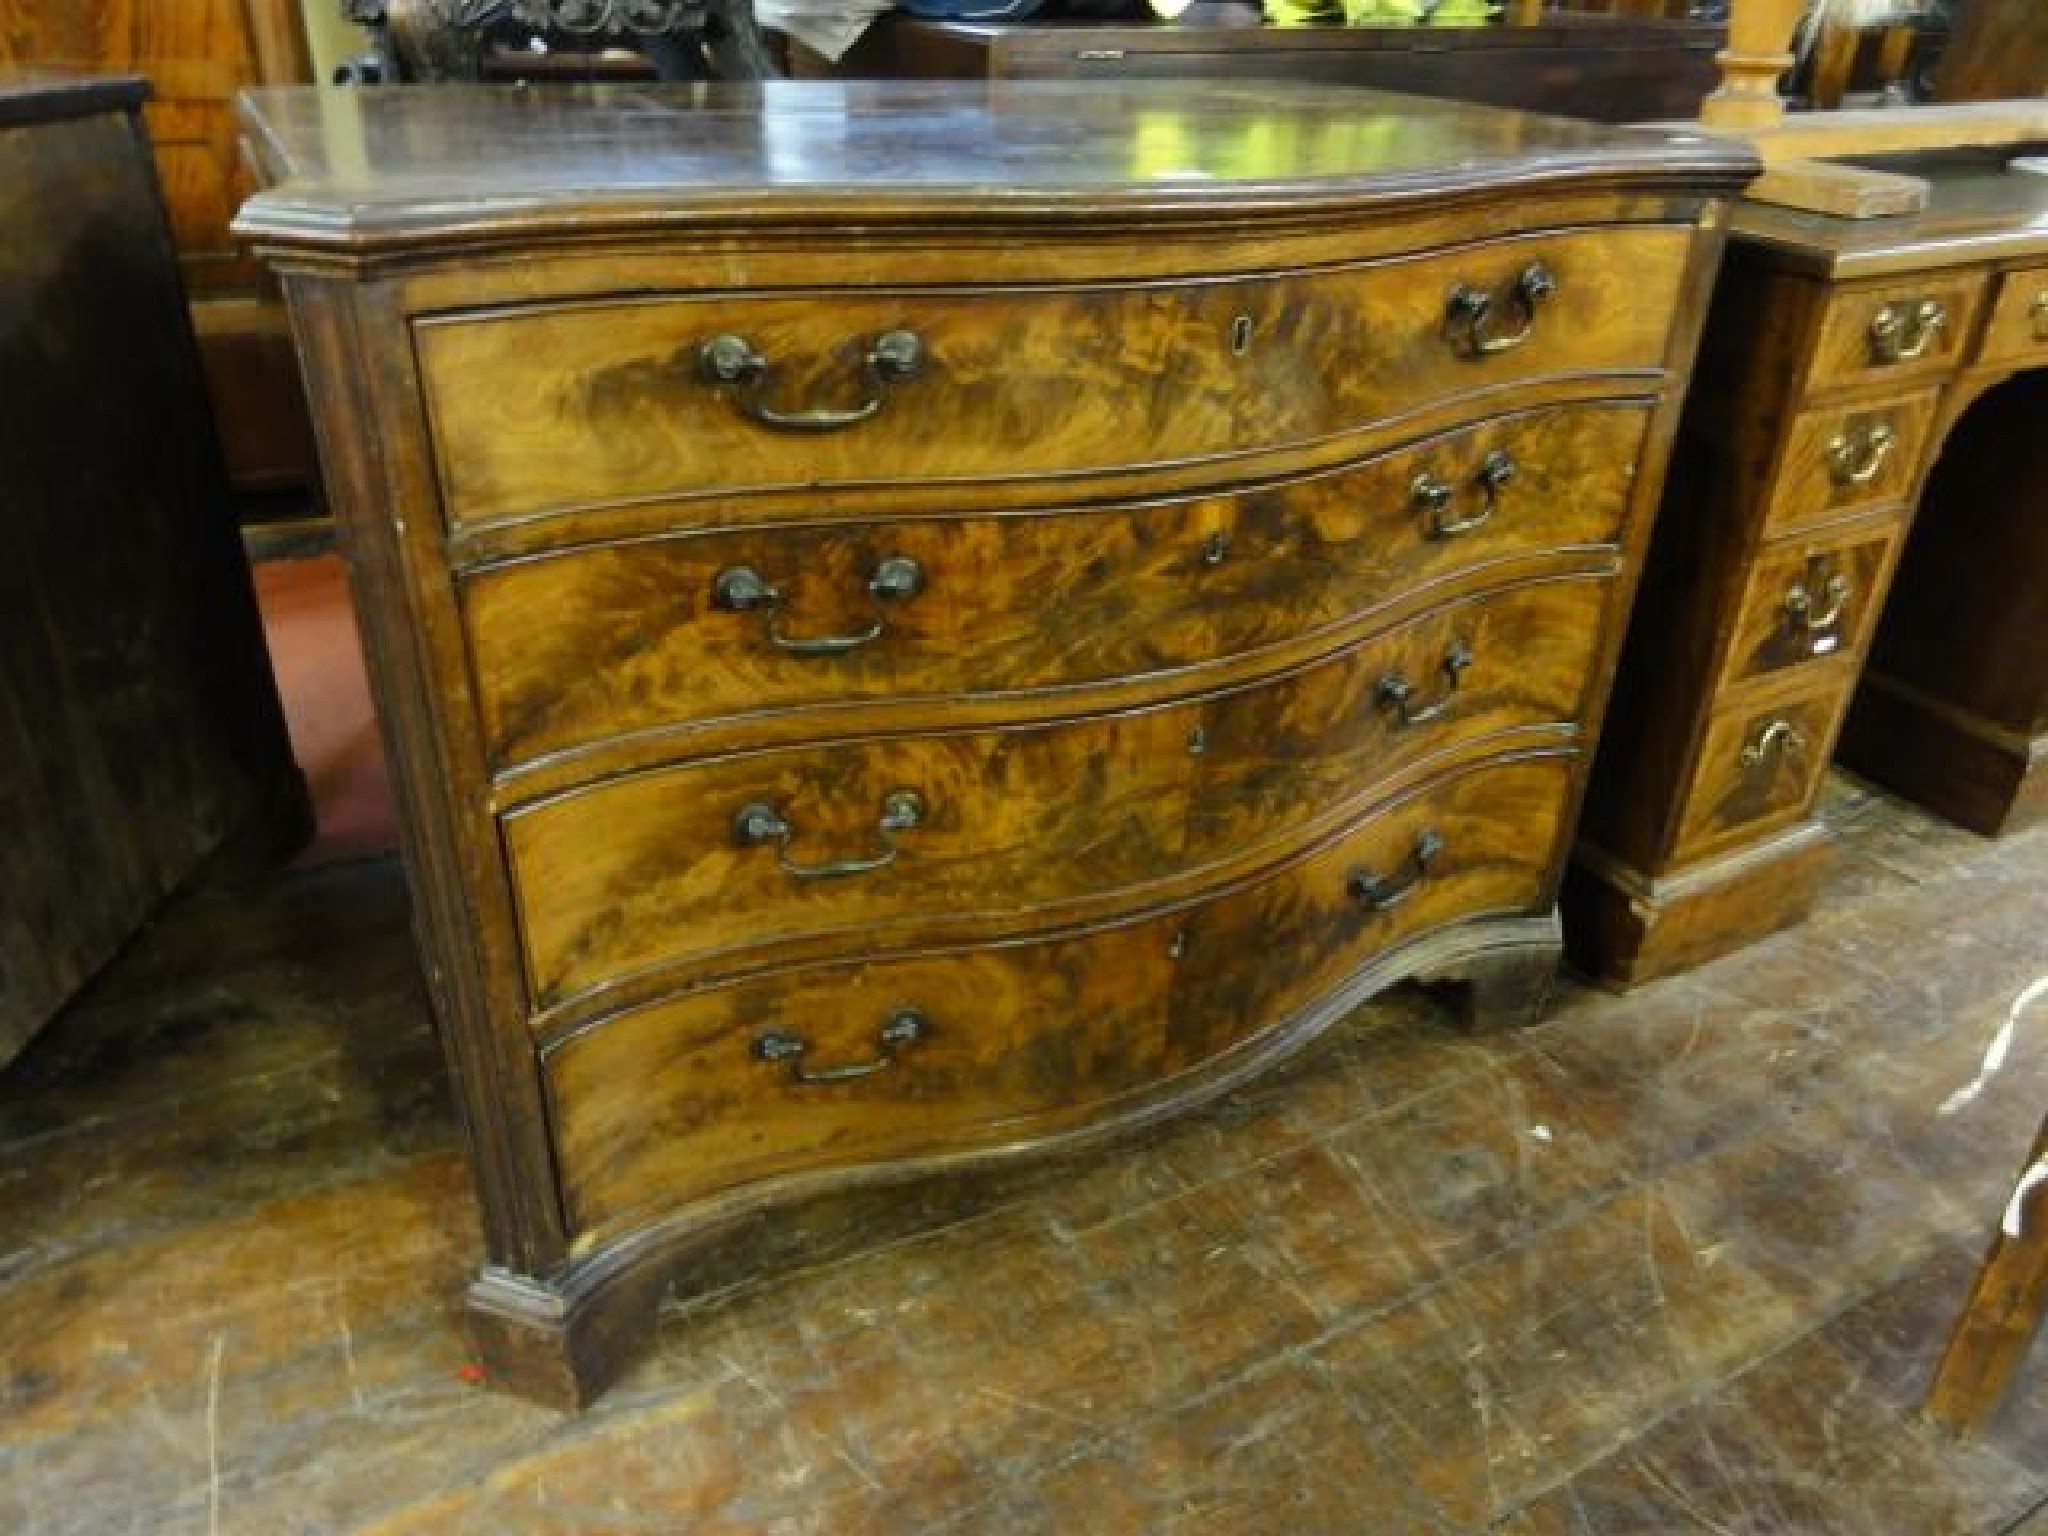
(1230, 314, 1255, 356)
(1202, 531, 1230, 566)
(1187, 724, 1208, 756)
(1168, 928, 1188, 960)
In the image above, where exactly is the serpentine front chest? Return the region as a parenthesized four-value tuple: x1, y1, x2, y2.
(235, 80, 1754, 1406)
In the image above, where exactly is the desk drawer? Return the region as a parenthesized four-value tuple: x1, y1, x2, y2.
(505, 576, 1608, 1008)
(416, 227, 1687, 532)
(464, 403, 1648, 773)
(1978, 264, 2048, 369)
(1668, 686, 1840, 869)
(1805, 272, 1983, 394)
(1762, 387, 1935, 536)
(1718, 520, 1901, 693)
(543, 751, 1572, 1248)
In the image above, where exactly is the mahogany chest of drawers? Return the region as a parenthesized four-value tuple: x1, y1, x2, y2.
(234, 81, 1752, 1406)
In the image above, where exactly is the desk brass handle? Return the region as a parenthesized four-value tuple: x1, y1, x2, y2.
(733, 789, 925, 880)
(1347, 828, 1444, 912)
(700, 329, 924, 432)
(1444, 263, 1556, 359)
(1740, 718, 1808, 770)
(1415, 448, 1517, 540)
(2030, 292, 2048, 342)
(1826, 420, 1896, 488)
(1868, 299, 1946, 364)
(712, 555, 923, 656)
(752, 1008, 928, 1085)
(1784, 567, 1852, 635)
(1377, 640, 1475, 728)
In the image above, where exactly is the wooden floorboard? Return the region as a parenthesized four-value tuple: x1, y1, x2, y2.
(1, 770, 2043, 1534)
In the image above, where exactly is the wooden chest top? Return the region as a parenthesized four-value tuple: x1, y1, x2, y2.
(232, 79, 1750, 256)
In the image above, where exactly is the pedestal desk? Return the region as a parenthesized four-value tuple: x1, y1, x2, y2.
(1568, 149, 2048, 987)
(235, 81, 1751, 1406)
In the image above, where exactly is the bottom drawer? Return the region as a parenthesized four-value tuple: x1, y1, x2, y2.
(1668, 687, 1841, 868)
(544, 752, 1575, 1249)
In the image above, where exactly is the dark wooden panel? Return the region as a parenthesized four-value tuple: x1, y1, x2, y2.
(817, 11, 1722, 124)
(0, 80, 307, 1066)
(505, 576, 1605, 1010)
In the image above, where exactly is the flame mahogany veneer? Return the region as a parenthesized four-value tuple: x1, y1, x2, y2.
(235, 80, 1753, 1407)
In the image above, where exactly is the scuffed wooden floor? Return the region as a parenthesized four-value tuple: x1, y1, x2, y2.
(2, 774, 2043, 1534)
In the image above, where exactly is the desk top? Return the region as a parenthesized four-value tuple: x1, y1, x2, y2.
(232, 80, 1751, 257)
(1732, 150, 2048, 279)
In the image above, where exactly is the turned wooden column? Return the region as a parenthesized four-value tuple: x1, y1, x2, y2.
(1701, 0, 1805, 128)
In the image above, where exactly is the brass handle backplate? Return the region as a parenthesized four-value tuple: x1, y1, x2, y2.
(1377, 640, 1474, 728)
(1740, 718, 1808, 770)
(700, 329, 924, 432)
(1444, 263, 1556, 359)
(752, 1007, 928, 1085)
(1415, 448, 1517, 541)
(1868, 298, 1946, 364)
(733, 789, 925, 880)
(1826, 420, 1897, 488)
(712, 555, 923, 656)
(1784, 563, 1852, 639)
(1347, 828, 1444, 912)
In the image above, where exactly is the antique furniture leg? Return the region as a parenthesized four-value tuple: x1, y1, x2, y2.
(1926, 1113, 2048, 1434)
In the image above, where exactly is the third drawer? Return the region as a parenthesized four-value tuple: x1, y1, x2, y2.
(541, 749, 1575, 1249)
(504, 574, 1609, 1011)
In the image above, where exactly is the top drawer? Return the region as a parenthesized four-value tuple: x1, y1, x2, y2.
(1978, 263, 2048, 370)
(1804, 270, 1984, 395)
(414, 226, 1690, 532)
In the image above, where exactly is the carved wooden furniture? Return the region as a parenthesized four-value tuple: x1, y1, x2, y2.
(0, 1, 321, 504)
(1566, 151, 2048, 986)
(235, 79, 1752, 1407)
(806, 10, 1724, 123)
(342, 0, 778, 81)
(0, 71, 307, 1069)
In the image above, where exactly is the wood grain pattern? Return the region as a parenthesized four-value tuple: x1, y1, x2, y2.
(1668, 688, 1843, 870)
(415, 227, 1688, 532)
(463, 404, 1648, 778)
(239, 82, 1752, 1406)
(1805, 271, 1986, 393)
(1762, 386, 1936, 536)
(1933, 0, 2048, 102)
(1565, 184, 2048, 984)
(1718, 517, 1901, 691)
(546, 751, 1574, 1249)
(505, 576, 1606, 1012)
